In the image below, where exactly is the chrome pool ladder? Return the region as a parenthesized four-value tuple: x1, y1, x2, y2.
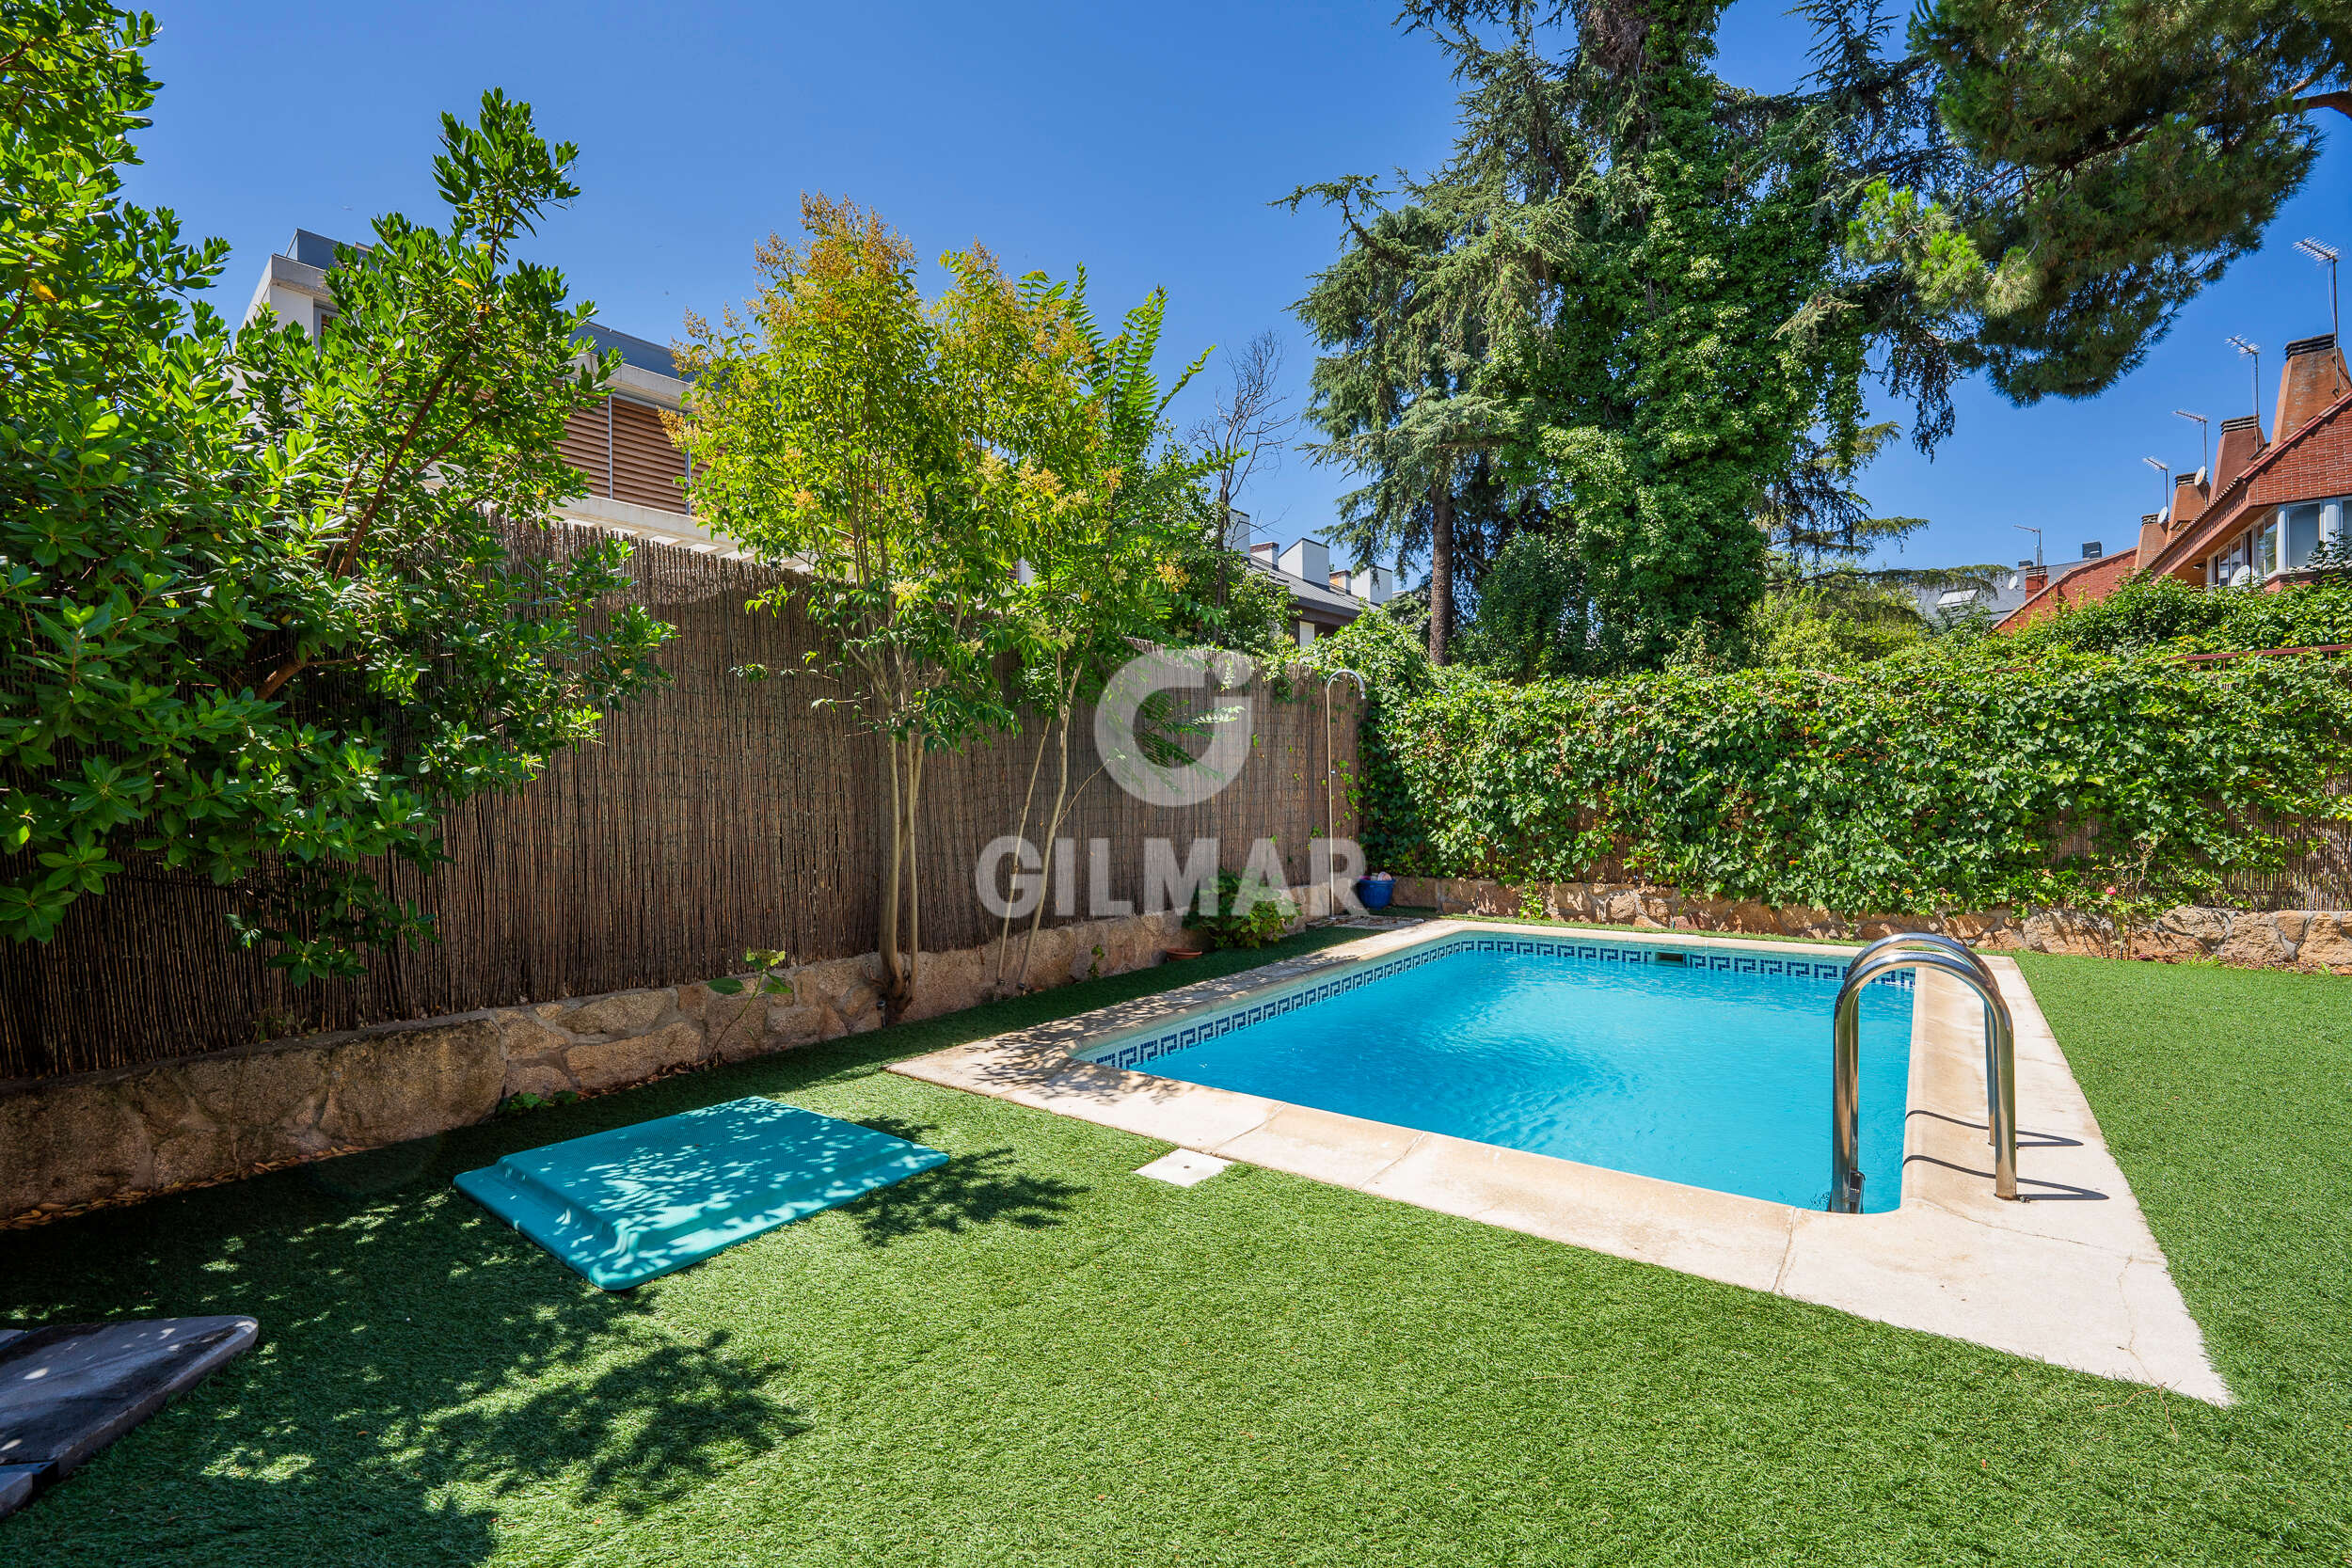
(1830, 933, 2018, 1213)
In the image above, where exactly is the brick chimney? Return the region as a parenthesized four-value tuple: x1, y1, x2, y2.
(2213, 414, 2265, 493)
(2169, 468, 2208, 531)
(1248, 540, 1278, 565)
(2274, 334, 2351, 442)
(2137, 511, 2168, 562)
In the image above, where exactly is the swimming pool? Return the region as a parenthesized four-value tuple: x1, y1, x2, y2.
(1076, 932, 1915, 1212)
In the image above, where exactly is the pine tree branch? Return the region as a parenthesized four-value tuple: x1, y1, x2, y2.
(1337, 203, 1424, 275)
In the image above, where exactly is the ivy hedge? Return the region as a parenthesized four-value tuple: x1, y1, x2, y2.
(2005, 574, 2352, 657)
(1316, 616, 2352, 917)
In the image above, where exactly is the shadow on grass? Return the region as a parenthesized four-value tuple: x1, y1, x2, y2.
(0, 928, 1365, 1560)
(845, 1117, 1086, 1246)
(0, 1135, 806, 1558)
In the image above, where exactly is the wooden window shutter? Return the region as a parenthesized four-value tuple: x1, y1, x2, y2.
(558, 404, 611, 498)
(609, 399, 689, 513)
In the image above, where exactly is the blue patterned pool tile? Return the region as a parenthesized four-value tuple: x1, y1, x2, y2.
(1076, 932, 1912, 1064)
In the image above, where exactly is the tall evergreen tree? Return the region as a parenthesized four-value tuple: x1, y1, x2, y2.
(1908, 0, 2352, 401)
(1290, 198, 1518, 664)
(1295, 0, 1956, 673)
(1298, 1, 2336, 676)
(1753, 419, 1993, 592)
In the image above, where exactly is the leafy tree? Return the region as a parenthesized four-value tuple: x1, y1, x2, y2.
(1756, 421, 1922, 581)
(993, 274, 1217, 990)
(1740, 579, 1931, 668)
(227, 100, 672, 971)
(1293, 1, 1963, 675)
(676, 198, 1142, 1018)
(1450, 529, 1584, 679)
(1289, 187, 1565, 667)
(1, 1, 664, 978)
(1733, 418, 1995, 670)
(1162, 524, 1297, 660)
(1907, 0, 2352, 401)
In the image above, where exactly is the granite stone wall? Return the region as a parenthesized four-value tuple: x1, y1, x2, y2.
(4, 895, 1323, 1225)
(1391, 878, 2352, 974)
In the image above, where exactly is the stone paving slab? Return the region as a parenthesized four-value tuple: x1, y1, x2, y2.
(893, 920, 2231, 1405)
(0, 1315, 259, 1517)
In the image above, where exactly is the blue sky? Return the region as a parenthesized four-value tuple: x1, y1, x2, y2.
(132, 1, 2349, 578)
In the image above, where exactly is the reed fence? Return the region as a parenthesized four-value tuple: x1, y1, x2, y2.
(2, 531, 1361, 1083)
(2223, 785, 2352, 911)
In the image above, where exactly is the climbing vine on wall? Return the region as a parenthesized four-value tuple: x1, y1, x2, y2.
(1312, 615, 2352, 915)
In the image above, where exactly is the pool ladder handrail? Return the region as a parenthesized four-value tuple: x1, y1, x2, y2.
(1853, 930, 2004, 1128)
(1853, 932, 2006, 1125)
(1831, 934, 2018, 1213)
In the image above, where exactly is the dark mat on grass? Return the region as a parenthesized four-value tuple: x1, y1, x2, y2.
(0, 1316, 258, 1518)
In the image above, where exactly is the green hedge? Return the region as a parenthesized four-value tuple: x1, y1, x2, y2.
(1323, 618, 2352, 916)
(2007, 574, 2352, 657)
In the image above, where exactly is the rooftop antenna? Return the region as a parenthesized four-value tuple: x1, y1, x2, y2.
(2141, 455, 2169, 518)
(2013, 523, 2042, 571)
(2228, 336, 2263, 421)
(2172, 409, 2209, 473)
(2294, 237, 2341, 340)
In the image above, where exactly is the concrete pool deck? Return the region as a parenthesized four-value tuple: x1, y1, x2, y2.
(890, 920, 2230, 1405)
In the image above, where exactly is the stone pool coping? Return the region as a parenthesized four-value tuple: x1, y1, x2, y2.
(889, 920, 2230, 1405)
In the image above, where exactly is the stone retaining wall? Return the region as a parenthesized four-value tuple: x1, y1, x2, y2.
(1391, 878, 2352, 974)
(3, 892, 1340, 1226)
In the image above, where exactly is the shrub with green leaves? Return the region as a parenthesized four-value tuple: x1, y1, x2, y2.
(1312, 614, 2352, 915)
(2007, 573, 2352, 657)
(707, 949, 795, 998)
(1185, 872, 1297, 950)
(0, 3, 667, 979)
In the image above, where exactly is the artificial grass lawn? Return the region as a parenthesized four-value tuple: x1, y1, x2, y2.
(3, 934, 2346, 1565)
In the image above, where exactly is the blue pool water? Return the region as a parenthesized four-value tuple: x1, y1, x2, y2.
(1091, 939, 1915, 1212)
